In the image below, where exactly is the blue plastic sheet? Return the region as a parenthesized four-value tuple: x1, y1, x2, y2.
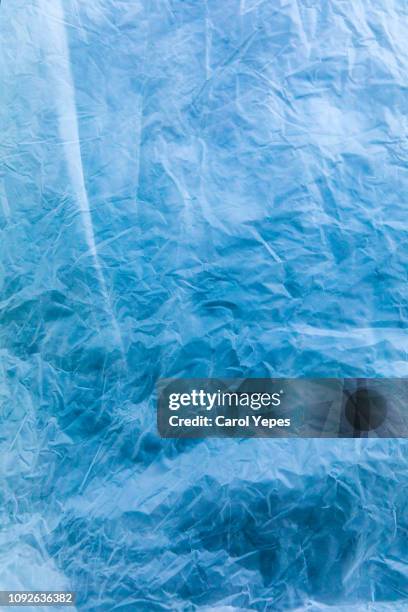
(1, 0, 408, 609)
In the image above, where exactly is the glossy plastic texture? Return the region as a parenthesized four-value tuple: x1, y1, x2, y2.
(1, 0, 408, 609)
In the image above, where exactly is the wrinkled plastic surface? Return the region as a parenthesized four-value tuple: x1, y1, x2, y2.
(1, 0, 408, 610)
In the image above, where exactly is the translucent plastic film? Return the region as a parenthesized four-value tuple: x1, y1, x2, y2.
(1, 0, 408, 609)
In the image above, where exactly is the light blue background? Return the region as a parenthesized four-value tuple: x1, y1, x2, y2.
(1, 0, 407, 609)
